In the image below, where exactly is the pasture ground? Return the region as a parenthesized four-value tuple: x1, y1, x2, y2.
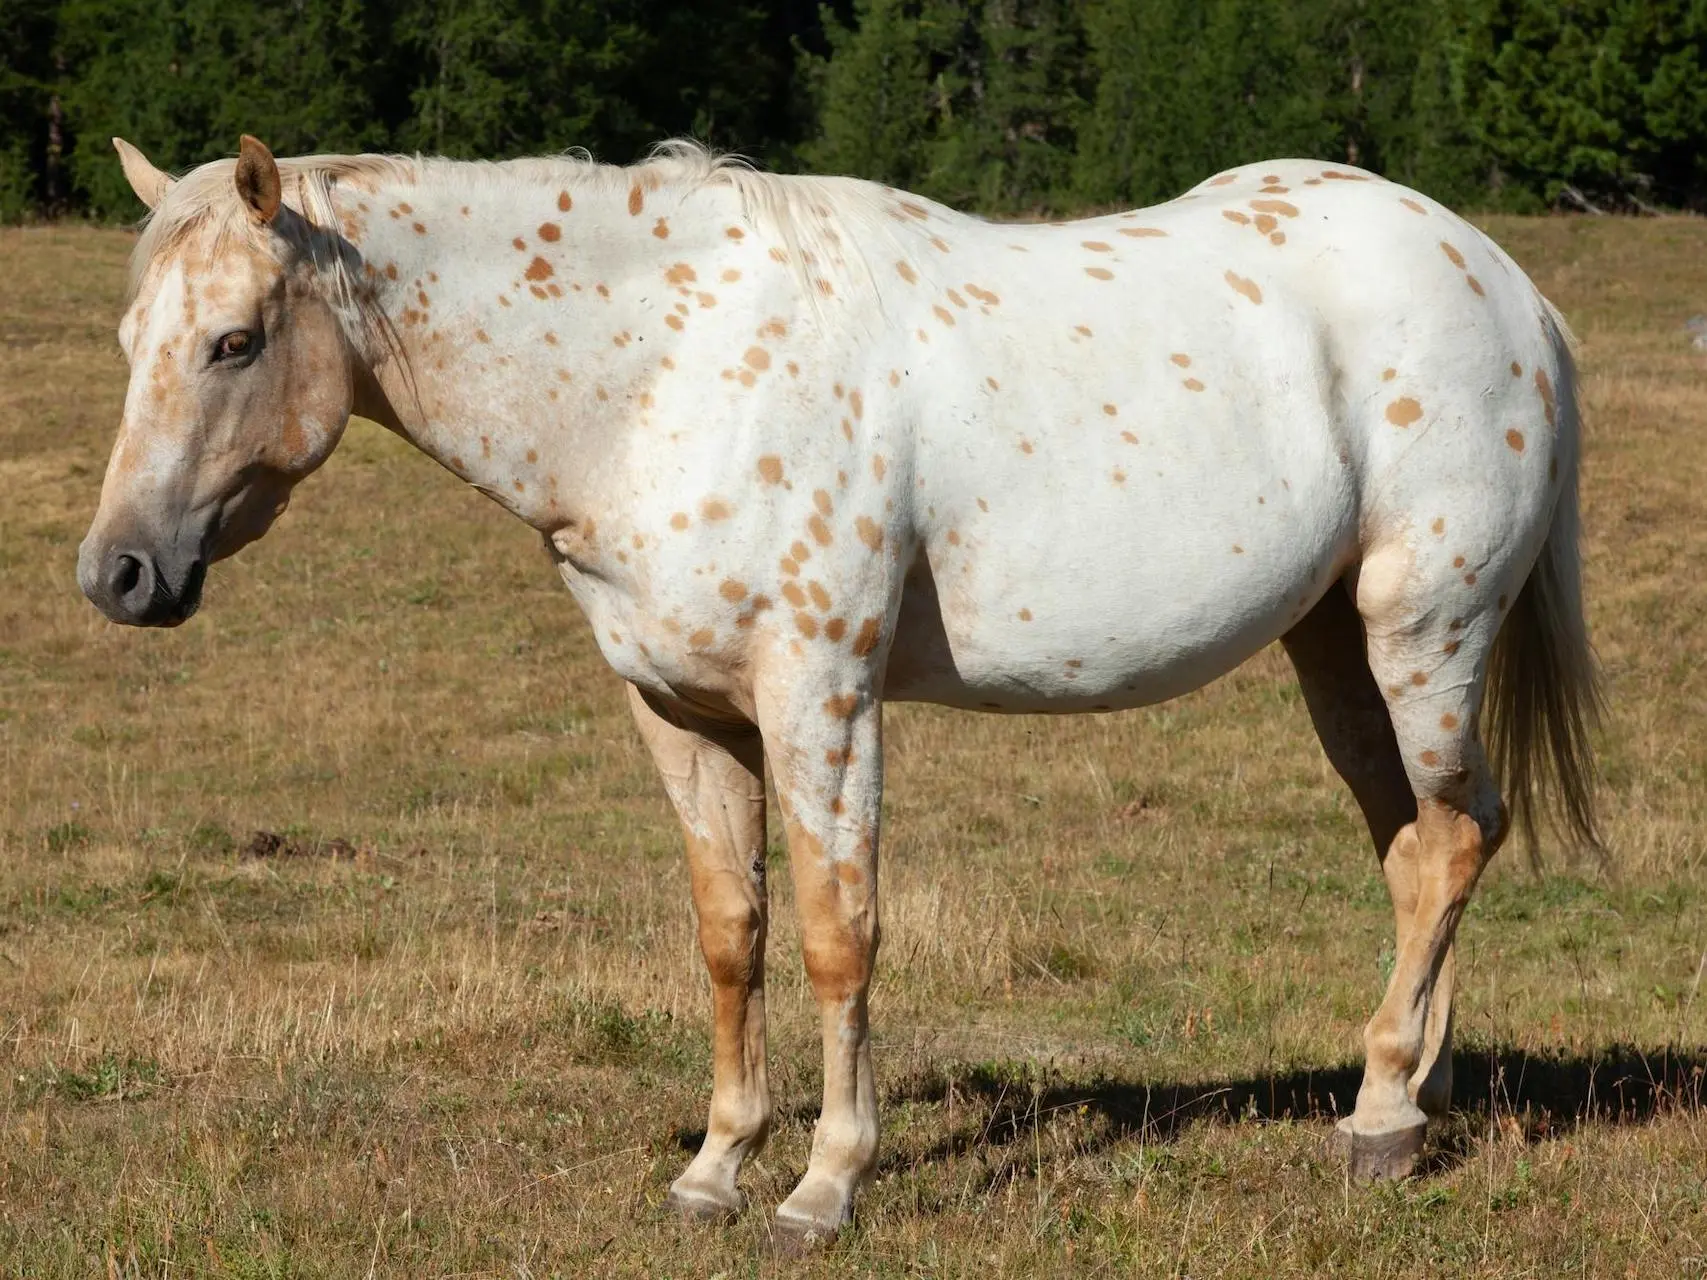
(1, 217, 1705, 1277)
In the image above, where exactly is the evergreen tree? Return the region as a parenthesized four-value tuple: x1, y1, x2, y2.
(926, 0, 1086, 213)
(802, 0, 938, 188)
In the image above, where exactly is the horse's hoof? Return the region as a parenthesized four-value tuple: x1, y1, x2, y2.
(771, 1212, 839, 1257)
(665, 1184, 742, 1224)
(1337, 1119, 1428, 1182)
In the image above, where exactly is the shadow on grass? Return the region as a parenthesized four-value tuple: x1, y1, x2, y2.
(671, 1045, 1704, 1180)
(861, 1043, 1707, 1171)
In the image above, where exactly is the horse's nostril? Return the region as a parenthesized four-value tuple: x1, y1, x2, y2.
(112, 553, 143, 599)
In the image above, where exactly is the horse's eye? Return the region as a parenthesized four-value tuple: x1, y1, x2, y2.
(213, 330, 253, 362)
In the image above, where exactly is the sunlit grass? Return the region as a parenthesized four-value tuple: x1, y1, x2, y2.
(0, 216, 1703, 1275)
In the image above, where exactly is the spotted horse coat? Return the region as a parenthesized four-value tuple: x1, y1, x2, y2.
(82, 137, 1602, 1246)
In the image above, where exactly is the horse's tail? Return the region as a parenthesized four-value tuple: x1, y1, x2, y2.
(1484, 298, 1604, 863)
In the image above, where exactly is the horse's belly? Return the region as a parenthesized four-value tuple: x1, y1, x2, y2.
(884, 479, 1355, 712)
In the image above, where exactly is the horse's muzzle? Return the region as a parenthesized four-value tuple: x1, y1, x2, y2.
(79, 542, 206, 627)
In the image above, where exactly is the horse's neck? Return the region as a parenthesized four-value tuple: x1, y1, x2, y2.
(342, 170, 729, 530)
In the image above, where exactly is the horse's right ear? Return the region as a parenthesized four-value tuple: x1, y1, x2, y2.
(113, 138, 172, 210)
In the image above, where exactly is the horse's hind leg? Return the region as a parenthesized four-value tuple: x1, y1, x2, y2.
(1319, 553, 1512, 1180)
(627, 685, 772, 1220)
(1281, 584, 1467, 1142)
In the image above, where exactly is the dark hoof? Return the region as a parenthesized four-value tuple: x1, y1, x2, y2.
(771, 1213, 841, 1257)
(1340, 1121, 1428, 1182)
(665, 1186, 741, 1224)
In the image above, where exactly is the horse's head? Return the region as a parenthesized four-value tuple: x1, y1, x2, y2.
(79, 136, 358, 626)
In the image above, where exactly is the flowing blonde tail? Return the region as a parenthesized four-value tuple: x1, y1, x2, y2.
(1484, 299, 1605, 861)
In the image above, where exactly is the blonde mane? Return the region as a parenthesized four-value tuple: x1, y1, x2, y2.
(125, 140, 904, 339)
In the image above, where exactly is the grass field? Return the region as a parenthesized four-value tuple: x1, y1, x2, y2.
(2, 214, 1705, 1277)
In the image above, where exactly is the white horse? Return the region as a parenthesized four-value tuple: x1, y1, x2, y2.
(82, 135, 1600, 1246)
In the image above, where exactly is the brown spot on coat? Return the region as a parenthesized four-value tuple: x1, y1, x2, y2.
(808, 581, 833, 611)
(526, 257, 554, 281)
(701, 498, 731, 521)
(538, 222, 561, 242)
(758, 455, 784, 484)
(1440, 241, 1466, 268)
(670, 513, 690, 530)
(813, 489, 833, 517)
(1222, 210, 1251, 226)
(1171, 353, 1192, 367)
(1441, 713, 1459, 730)
(720, 579, 748, 603)
(1224, 271, 1262, 305)
(1386, 396, 1423, 427)
(627, 185, 644, 216)
(796, 612, 819, 639)
(652, 218, 670, 239)
(1086, 266, 1114, 280)
(782, 582, 807, 607)
(1506, 428, 1526, 453)
(1249, 198, 1299, 217)
(1119, 226, 1167, 238)
(1082, 240, 1112, 252)
(852, 617, 882, 656)
(1535, 369, 1557, 427)
(824, 694, 859, 719)
(808, 515, 832, 546)
(856, 516, 883, 551)
(557, 191, 572, 212)
(1183, 378, 1205, 392)
(1400, 197, 1426, 214)
(744, 346, 771, 371)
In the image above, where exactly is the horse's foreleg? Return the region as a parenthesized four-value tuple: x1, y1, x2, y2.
(627, 684, 771, 1220)
(757, 671, 883, 1250)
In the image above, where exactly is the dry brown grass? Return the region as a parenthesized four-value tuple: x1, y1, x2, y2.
(1, 216, 1704, 1277)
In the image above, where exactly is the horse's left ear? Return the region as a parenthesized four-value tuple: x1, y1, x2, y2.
(234, 135, 281, 224)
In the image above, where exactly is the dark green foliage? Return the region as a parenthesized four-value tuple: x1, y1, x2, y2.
(4, 0, 1707, 220)
(1446, 0, 1707, 210)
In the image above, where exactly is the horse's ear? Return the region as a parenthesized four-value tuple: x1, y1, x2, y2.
(234, 135, 281, 224)
(112, 138, 172, 210)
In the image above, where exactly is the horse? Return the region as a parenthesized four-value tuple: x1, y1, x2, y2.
(81, 134, 1601, 1247)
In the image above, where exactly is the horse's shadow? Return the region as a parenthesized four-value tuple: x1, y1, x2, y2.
(870, 1044, 1706, 1173)
(676, 1044, 1705, 1177)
